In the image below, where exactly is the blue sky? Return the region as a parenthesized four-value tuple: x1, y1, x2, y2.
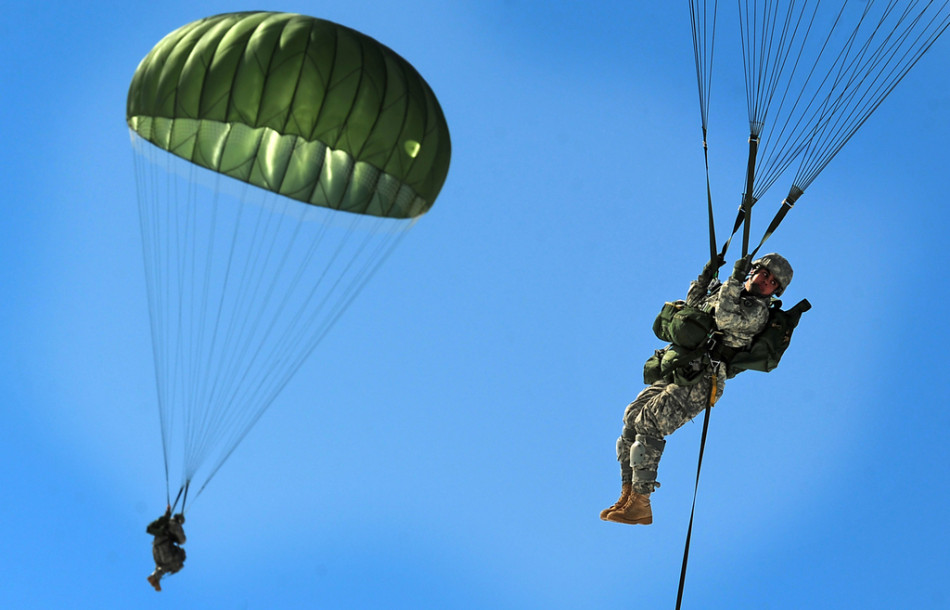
(3, 1, 949, 608)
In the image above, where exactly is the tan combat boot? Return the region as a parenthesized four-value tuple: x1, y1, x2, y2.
(602, 490, 652, 525)
(147, 573, 162, 592)
(599, 482, 632, 520)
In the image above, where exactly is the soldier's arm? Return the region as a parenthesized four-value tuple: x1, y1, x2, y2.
(714, 276, 744, 322)
(686, 259, 721, 306)
(169, 519, 186, 544)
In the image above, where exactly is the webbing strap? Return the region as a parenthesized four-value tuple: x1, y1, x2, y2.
(740, 135, 759, 257)
(715, 135, 761, 260)
(749, 185, 803, 257)
(677, 131, 722, 610)
(675, 402, 712, 610)
(703, 129, 718, 266)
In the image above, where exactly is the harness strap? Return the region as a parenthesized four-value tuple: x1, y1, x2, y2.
(703, 129, 718, 266)
(740, 135, 759, 257)
(750, 185, 803, 257)
(676, 399, 713, 610)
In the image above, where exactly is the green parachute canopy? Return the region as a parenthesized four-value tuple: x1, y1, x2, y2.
(127, 11, 451, 219)
(128, 13, 451, 510)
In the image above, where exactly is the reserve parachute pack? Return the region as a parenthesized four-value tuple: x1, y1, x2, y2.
(644, 301, 716, 385)
(651, 300, 716, 350)
(644, 298, 810, 384)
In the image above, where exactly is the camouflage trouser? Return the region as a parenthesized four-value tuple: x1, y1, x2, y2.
(616, 367, 725, 494)
(153, 543, 186, 575)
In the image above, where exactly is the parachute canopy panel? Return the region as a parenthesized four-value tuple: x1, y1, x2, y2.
(127, 11, 451, 219)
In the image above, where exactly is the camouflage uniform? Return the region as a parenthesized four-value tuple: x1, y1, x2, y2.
(147, 510, 186, 584)
(616, 264, 771, 494)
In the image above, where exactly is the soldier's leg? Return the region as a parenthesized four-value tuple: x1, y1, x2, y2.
(629, 378, 713, 493)
(601, 384, 666, 520)
(617, 383, 667, 482)
(630, 434, 666, 494)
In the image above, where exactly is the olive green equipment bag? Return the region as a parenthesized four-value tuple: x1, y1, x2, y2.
(652, 300, 716, 350)
(644, 301, 717, 385)
(644, 297, 810, 384)
(727, 298, 811, 375)
(643, 344, 709, 386)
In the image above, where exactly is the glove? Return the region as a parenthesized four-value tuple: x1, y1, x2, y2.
(731, 254, 753, 281)
(702, 254, 726, 279)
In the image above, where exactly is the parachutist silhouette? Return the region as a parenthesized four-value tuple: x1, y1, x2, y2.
(146, 506, 186, 591)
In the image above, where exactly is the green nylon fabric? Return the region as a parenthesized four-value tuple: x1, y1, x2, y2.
(127, 12, 451, 219)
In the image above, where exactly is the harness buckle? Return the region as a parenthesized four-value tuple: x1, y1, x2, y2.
(704, 335, 723, 370)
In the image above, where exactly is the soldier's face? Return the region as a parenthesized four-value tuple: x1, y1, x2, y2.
(746, 267, 779, 297)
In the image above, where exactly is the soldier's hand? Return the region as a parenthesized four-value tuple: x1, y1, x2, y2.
(731, 254, 753, 281)
(702, 254, 726, 278)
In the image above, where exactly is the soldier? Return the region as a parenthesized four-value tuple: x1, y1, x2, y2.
(146, 506, 187, 591)
(601, 253, 794, 525)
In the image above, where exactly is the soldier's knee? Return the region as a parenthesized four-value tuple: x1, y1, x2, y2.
(621, 402, 642, 429)
(629, 434, 666, 468)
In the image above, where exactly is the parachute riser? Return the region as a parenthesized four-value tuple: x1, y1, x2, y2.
(741, 134, 759, 257)
(749, 184, 805, 258)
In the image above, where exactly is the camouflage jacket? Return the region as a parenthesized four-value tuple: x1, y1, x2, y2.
(148, 512, 186, 570)
(685, 269, 770, 350)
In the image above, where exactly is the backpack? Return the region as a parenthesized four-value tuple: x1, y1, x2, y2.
(644, 297, 810, 385)
(643, 344, 708, 386)
(652, 300, 716, 350)
(644, 301, 717, 386)
(727, 298, 810, 375)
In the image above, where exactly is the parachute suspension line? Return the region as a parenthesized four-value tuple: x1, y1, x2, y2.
(737, 0, 810, 256)
(188, 212, 415, 507)
(191, 195, 342, 472)
(722, 1, 950, 255)
(184, 189, 329, 481)
(677, 6, 721, 606)
(748, 1, 825, 201)
(739, 0, 790, 139)
(183, 179, 321, 485)
(136, 135, 204, 503)
(690, 0, 720, 263)
(747, 0, 950, 254)
(182, 166, 235, 488)
(791, 1, 950, 195)
(184, 179, 268, 479)
(132, 134, 173, 505)
(690, 0, 718, 132)
(134, 142, 418, 506)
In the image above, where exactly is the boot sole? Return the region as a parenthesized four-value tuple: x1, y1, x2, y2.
(603, 512, 652, 525)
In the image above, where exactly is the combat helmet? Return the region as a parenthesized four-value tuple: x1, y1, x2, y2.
(751, 253, 792, 296)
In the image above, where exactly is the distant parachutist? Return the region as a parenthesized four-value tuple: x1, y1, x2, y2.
(146, 505, 186, 592)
